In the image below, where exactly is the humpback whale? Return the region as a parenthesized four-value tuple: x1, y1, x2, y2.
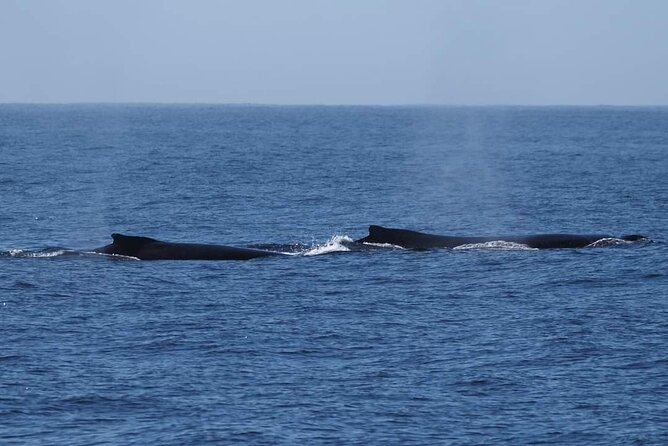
(94, 233, 283, 260)
(355, 225, 647, 250)
(89, 227, 648, 260)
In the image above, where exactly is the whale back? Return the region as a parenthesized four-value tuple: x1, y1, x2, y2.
(622, 234, 648, 242)
(94, 233, 281, 260)
(108, 233, 159, 257)
(356, 225, 649, 249)
(357, 225, 461, 249)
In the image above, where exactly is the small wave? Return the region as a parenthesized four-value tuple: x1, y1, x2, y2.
(248, 243, 312, 254)
(79, 251, 140, 260)
(453, 241, 537, 251)
(303, 235, 353, 256)
(5, 248, 71, 258)
(1, 248, 139, 260)
(14, 280, 37, 289)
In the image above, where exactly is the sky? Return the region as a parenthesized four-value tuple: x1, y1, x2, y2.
(1, 0, 667, 105)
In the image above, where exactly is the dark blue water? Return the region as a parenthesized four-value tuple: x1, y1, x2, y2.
(1, 105, 667, 445)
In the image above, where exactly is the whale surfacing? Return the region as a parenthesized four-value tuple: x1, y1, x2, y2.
(94, 233, 282, 260)
(90, 226, 649, 260)
(355, 225, 647, 250)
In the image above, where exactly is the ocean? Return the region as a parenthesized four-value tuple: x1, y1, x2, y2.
(1, 105, 666, 445)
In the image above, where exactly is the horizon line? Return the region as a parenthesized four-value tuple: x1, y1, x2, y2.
(1, 101, 667, 108)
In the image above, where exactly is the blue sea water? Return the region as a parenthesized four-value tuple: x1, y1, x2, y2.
(1, 104, 667, 445)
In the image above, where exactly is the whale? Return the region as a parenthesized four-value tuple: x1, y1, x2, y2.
(90, 227, 648, 260)
(355, 225, 647, 250)
(93, 233, 283, 260)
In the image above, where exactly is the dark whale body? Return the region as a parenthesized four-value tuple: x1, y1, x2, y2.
(94, 233, 282, 260)
(355, 225, 647, 250)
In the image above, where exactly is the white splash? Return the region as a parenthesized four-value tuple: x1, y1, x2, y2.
(9, 249, 68, 258)
(586, 238, 627, 248)
(303, 235, 353, 256)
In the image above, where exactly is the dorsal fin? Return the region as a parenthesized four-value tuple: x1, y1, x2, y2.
(368, 225, 386, 236)
(365, 225, 422, 245)
(368, 225, 420, 238)
(110, 233, 158, 255)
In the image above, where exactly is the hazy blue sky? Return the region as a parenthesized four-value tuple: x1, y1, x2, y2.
(1, 0, 667, 105)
